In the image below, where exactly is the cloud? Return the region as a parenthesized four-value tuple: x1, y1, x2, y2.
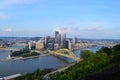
(54, 27, 66, 33)
(54, 23, 108, 38)
(3, 28, 13, 33)
(0, 28, 13, 37)
(84, 27, 103, 31)
(54, 24, 103, 34)
(54, 24, 79, 34)
(0, 13, 9, 19)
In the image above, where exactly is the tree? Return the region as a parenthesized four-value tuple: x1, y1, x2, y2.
(112, 44, 120, 63)
(80, 50, 94, 60)
(112, 44, 120, 55)
(96, 47, 112, 56)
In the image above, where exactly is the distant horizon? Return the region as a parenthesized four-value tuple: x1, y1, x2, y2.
(0, 36, 120, 40)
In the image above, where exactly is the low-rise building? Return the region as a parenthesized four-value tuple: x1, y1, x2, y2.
(36, 42, 44, 50)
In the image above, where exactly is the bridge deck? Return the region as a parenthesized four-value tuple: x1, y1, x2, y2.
(0, 47, 20, 51)
(48, 49, 80, 62)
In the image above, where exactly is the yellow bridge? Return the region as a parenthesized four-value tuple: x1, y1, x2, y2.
(48, 49, 80, 62)
(0, 47, 20, 51)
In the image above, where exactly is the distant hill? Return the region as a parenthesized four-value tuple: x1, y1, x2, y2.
(29, 37, 42, 41)
(0, 37, 42, 41)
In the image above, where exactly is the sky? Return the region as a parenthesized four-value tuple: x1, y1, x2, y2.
(0, 0, 120, 39)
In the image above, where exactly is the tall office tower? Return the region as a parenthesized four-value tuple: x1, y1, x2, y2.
(55, 31, 59, 43)
(56, 33, 60, 44)
(65, 40, 72, 50)
(72, 36, 78, 45)
(55, 31, 61, 49)
(58, 34, 61, 47)
(56, 34, 61, 43)
(55, 31, 59, 39)
(61, 33, 66, 48)
(68, 40, 72, 50)
(72, 36, 76, 45)
(65, 40, 69, 49)
(44, 36, 50, 49)
(47, 38, 54, 50)
(44, 36, 47, 49)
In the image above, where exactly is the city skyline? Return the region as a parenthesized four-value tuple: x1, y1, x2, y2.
(0, 0, 120, 39)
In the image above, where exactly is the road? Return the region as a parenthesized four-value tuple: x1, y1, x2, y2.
(43, 62, 76, 80)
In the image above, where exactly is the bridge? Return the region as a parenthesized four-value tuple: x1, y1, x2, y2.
(0, 47, 20, 51)
(48, 49, 80, 62)
(13, 43, 28, 47)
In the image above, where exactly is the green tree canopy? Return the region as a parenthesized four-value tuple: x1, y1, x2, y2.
(112, 44, 120, 55)
(80, 50, 94, 60)
(96, 47, 112, 56)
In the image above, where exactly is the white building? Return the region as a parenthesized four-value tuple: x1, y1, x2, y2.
(28, 41, 36, 49)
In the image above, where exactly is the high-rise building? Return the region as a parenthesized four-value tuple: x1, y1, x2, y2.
(65, 40, 69, 49)
(44, 36, 50, 49)
(61, 33, 66, 48)
(68, 40, 72, 50)
(55, 31, 59, 43)
(56, 33, 60, 43)
(65, 40, 72, 50)
(56, 34, 61, 47)
(55, 31, 59, 39)
(72, 36, 76, 45)
(72, 36, 78, 45)
(47, 38, 54, 50)
(54, 31, 62, 48)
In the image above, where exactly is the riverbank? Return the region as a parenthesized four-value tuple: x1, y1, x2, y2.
(1, 54, 50, 62)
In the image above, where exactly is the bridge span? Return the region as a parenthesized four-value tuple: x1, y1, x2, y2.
(13, 43, 28, 47)
(48, 49, 80, 62)
(0, 47, 20, 51)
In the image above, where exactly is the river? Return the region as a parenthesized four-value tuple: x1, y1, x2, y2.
(0, 45, 101, 77)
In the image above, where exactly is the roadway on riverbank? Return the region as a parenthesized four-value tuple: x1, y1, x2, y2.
(43, 62, 76, 80)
